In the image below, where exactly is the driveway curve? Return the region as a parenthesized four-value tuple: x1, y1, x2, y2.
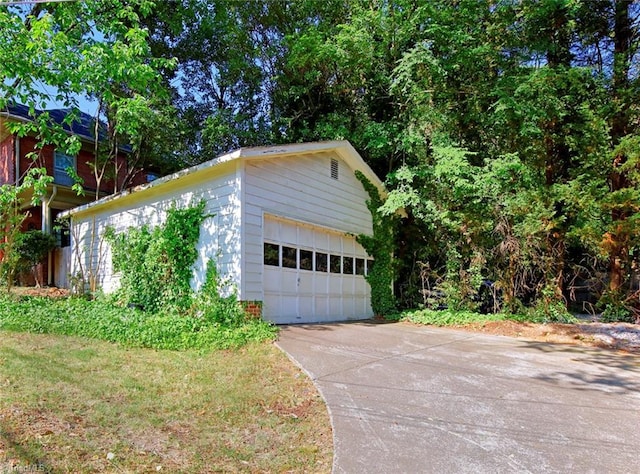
(276, 321, 640, 474)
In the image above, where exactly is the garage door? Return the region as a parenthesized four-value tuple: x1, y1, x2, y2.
(263, 216, 373, 324)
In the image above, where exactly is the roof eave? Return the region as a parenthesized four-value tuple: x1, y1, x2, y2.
(62, 141, 386, 218)
(1, 112, 98, 143)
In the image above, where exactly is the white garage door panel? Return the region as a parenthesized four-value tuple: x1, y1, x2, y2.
(315, 296, 328, 316)
(263, 270, 281, 292)
(263, 217, 372, 324)
(299, 276, 314, 294)
(264, 220, 280, 240)
(281, 225, 297, 245)
(299, 227, 314, 245)
(280, 299, 297, 319)
(329, 297, 342, 315)
(329, 277, 342, 293)
(329, 234, 342, 252)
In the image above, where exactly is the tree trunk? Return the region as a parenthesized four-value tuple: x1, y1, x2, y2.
(542, 2, 572, 301)
(608, 0, 632, 292)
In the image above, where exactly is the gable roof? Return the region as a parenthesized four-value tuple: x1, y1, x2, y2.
(63, 141, 385, 218)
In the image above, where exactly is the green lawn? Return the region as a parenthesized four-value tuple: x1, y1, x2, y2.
(0, 332, 332, 473)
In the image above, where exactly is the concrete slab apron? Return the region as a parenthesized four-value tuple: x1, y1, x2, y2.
(276, 322, 640, 474)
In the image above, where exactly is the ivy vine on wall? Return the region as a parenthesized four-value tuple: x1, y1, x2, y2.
(355, 171, 397, 316)
(105, 200, 210, 312)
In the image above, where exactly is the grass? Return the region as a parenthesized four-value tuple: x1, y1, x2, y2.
(0, 331, 333, 473)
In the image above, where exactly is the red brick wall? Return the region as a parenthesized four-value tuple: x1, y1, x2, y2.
(18, 136, 137, 193)
(18, 136, 48, 178)
(241, 301, 263, 319)
(0, 135, 14, 185)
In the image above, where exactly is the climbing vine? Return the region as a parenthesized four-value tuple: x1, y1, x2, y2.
(355, 171, 397, 316)
(105, 200, 209, 312)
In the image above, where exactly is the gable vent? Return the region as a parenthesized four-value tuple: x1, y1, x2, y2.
(330, 158, 339, 179)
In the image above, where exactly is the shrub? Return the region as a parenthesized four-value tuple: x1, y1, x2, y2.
(598, 291, 635, 323)
(105, 200, 208, 312)
(355, 171, 397, 316)
(16, 230, 57, 286)
(523, 300, 576, 324)
(193, 263, 248, 327)
(396, 307, 577, 326)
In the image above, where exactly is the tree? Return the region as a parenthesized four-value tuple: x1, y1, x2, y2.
(274, 0, 420, 177)
(140, 0, 308, 163)
(276, 0, 637, 317)
(4, 0, 636, 316)
(604, 0, 639, 300)
(1, 0, 177, 292)
(0, 0, 177, 181)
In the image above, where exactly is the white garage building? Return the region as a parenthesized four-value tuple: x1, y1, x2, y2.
(66, 141, 384, 324)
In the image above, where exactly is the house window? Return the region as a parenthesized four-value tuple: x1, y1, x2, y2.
(54, 151, 76, 187)
(264, 243, 280, 266)
(330, 158, 339, 179)
(355, 258, 365, 276)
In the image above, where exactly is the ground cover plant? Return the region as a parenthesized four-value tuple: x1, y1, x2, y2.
(394, 308, 510, 327)
(0, 331, 332, 473)
(394, 304, 577, 328)
(15, 199, 277, 351)
(0, 293, 276, 351)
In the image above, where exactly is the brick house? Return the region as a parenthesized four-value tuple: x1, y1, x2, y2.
(0, 103, 150, 286)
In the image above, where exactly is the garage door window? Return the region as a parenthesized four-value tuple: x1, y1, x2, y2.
(316, 252, 328, 272)
(343, 256, 354, 274)
(282, 246, 297, 268)
(264, 240, 368, 276)
(300, 249, 313, 270)
(330, 255, 341, 273)
(264, 243, 280, 266)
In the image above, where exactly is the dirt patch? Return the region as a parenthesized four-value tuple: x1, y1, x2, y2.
(266, 398, 317, 420)
(452, 320, 640, 353)
(9, 286, 70, 298)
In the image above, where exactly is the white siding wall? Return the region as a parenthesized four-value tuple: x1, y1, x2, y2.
(242, 151, 374, 301)
(70, 162, 242, 296)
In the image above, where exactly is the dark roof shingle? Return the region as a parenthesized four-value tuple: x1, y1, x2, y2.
(2, 102, 99, 141)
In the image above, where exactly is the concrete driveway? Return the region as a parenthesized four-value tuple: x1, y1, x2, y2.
(276, 321, 640, 474)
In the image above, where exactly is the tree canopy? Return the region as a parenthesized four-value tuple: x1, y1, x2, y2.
(1, 0, 176, 172)
(2, 0, 639, 320)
